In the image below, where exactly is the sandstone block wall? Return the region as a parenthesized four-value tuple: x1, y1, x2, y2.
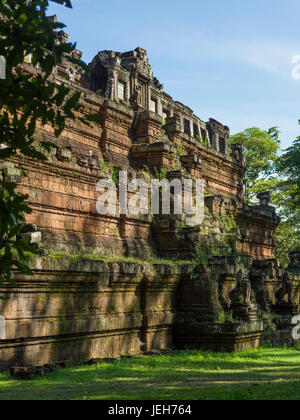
(0, 257, 184, 370)
(0, 43, 289, 369)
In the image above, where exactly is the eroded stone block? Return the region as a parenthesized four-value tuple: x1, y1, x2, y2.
(0, 316, 5, 340)
(57, 147, 72, 162)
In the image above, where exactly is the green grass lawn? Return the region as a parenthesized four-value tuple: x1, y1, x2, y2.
(1, 347, 300, 400)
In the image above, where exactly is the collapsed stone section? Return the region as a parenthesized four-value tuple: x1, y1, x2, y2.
(0, 37, 295, 370)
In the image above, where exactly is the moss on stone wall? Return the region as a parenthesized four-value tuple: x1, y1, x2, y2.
(48, 250, 194, 267)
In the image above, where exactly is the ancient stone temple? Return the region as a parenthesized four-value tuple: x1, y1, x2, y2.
(0, 26, 299, 370)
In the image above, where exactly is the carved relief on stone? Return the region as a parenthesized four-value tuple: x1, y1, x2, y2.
(129, 84, 142, 108)
(106, 72, 116, 99)
(250, 259, 278, 312)
(130, 63, 138, 81)
(57, 147, 72, 162)
(229, 269, 251, 306)
(120, 48, 153, 80)
(135, 47, 147, 62)
(276, 271, 294, 305)
(67, 67, 77, 83)
(218, 275, 230, 311)
(231, 143, 246, 167)
(115, 57, 121, 67)
(153, 77, 164, 91)
(209, 122, 218, 149)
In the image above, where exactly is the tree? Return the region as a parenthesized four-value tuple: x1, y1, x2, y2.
(275, 221, 300, 267)
(275, 123, 300, 265)
(230, 127, 281, 202)
(249, 176, 300, 266)
(278, 122, 300, 207)
(0, 0, 88, 287)
(230, 125, 300, 267)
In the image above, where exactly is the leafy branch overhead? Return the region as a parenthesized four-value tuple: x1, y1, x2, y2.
(0, 0, 87, 161)
(0, 0, 96, 287)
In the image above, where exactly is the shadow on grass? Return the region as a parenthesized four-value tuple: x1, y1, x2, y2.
(1, 348, 300, 400)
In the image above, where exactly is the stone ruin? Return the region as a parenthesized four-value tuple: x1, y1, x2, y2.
(0, 24, 299, 370)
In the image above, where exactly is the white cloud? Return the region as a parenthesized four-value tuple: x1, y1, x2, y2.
(149, 29, 300, 80)
(238, 40, 300, 78)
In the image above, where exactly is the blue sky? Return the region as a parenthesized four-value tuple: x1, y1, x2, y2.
(48, 0, 300, 149)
